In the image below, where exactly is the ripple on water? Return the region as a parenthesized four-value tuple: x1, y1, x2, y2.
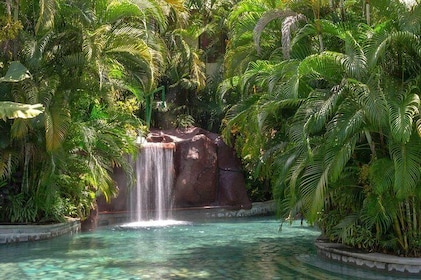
(0, 218, 415, 280)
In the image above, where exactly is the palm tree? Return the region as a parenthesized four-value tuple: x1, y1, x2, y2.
(0, 0, 173, 223)
(221, 0, 421, 255)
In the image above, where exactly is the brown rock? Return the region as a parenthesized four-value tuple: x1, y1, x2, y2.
(173, 134, 218, 207)
(98, 127, 252, 214)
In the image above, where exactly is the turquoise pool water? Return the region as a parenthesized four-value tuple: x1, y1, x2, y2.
(0, 217, 415, 279)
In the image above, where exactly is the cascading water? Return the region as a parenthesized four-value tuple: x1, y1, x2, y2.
(130, 142, 175, 222)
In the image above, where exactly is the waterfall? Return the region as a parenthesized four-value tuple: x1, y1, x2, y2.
(130, 143, 175, 221)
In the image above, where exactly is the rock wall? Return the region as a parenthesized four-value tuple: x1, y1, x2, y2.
(97, 127, 251, 214)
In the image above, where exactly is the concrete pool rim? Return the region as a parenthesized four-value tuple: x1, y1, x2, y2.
(315, 238, 421, 275)
(0, 219, 80, 244)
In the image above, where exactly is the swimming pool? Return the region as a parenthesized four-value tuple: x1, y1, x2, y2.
(0, 217, 414, 279)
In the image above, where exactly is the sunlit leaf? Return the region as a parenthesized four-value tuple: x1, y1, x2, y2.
(0, 102, 44, 121)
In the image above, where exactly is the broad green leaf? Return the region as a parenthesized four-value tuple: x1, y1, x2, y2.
(0, 102, 44, 121)
(0, 61, 31, 83)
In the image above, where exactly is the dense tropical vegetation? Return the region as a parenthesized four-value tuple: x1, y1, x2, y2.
(1, 0, 421, 257)
(221, 0, 421, 256)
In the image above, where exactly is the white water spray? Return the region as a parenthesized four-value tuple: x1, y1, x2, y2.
(130, 143, 175, 222)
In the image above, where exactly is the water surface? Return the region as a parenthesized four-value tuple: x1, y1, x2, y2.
(0, 217, 415, 279)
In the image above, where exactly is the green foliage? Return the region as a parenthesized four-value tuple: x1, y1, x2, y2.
(174, 113, 195, 128)
(222, 0, 421, 256)
(8, 193, 37, 223)
(0, 16, 22, 43)
(0, 0, 161, 223)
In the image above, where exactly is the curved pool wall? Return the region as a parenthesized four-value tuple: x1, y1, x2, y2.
(316, 239, 421, 275)
(0, 219, 80, 244)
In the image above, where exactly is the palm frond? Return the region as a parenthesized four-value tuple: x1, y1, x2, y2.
(253, 9, 299, 55)
(279, 73, 301, 99)
(332, 213, 359, 243)
(389, 92, 420, 144)
(10, 119, 30, 140)
(224, 44, 259, 77)
(240, 60, 273, 93)
(304, 89, 340, 134)
(290, 23, 317, 50)
(218, 76, 240, 102)
(299, 156, 329, 221)
(353, 78, 388, 130)
(390, 136, 421, 199)
(35, 0, 57, 36)
(107, 0, 167, 30)
(298, 52, 344, 84)
(0, 149, 19, 180)
(224, 95, 260, 128)
(325, 134, 358, 183)
(369, 158, 395, 195)
(360, 193, 394, 237)
(328, 107, 365, 146)
(281, 14, 307, 59)
(45, 104, 70, 152)
(227, 0, 266, 28)
(162, 0, 186, 13)
(367, 29, 421, 69)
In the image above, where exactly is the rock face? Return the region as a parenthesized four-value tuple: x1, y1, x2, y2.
(148, 127, 252, 209)
(97, 127, 251, 215)
(172, 134, 218, 207)
(212, 134, 251, 209)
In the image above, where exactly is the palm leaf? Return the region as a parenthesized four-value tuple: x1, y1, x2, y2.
(227, 0, 266, 28)
(163, 0, 185, 12)
(45, 105, 70, 152)
(265, 60, 299, 93)
(107, 0, 167, 30)
(304, 89, 341, 134)
(224, 44, 259, 77)
(390, 136, 421, 199)
(253, 9, 300, 55)
(369, 158, 395, 196)
(360, 192, 394, 237)
(0, 149, 19, 180)
(35, 0, 57, 35)
(10, 119, 30, 140)
(389, 92, 420, 143)
(328, 107, 365, 146)
(218, 76, 240, 102)
(299, 156, 329, 221)
(281, 14, 307, 59)
(298, 52, 344, 84)
(325, 134, 358, 183)
(367, 29, 421, 69)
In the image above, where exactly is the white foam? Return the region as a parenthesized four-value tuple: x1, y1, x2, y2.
(117, 220, 191, 229)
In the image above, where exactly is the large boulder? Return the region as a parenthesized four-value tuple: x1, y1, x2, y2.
(149, 127, 251, 209)
(208, 133, 251, 209)
(98, 127, 252, 215)
(173, 133, 218, 207)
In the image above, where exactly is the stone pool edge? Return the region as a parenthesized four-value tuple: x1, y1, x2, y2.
(315, 239, 421, 275)
(97, 200, 278, 226)
(0, 219, 80, 244)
